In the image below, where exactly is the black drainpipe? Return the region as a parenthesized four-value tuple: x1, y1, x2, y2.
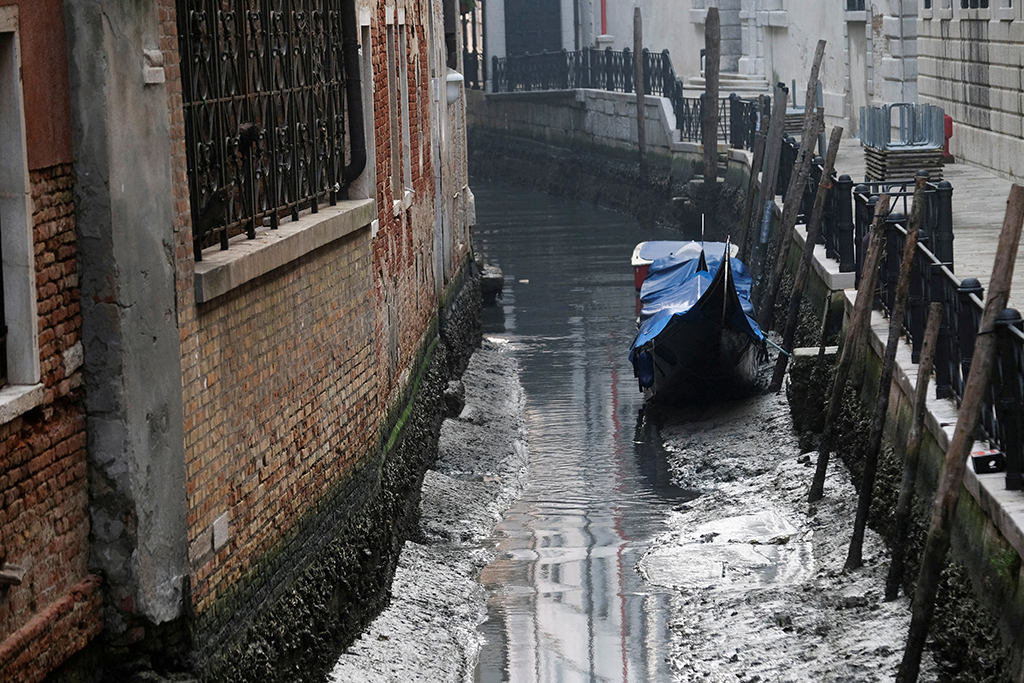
(341, 0, 367, 187)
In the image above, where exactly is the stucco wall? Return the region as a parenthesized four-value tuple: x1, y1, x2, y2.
(65, 0, 189, 642)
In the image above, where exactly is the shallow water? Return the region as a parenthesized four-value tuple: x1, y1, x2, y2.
(472, 182, 700, 683)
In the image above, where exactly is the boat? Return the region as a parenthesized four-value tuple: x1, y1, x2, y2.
(629, 239, 766, 402)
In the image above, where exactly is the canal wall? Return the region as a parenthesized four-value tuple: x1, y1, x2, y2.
(788, 297, 1024, 678)
(847, 296, 1024, 677)
(466, 88, 751, 234)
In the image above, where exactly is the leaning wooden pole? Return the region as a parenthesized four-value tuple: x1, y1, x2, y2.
(634, 8, 646, 180)
(808, 194, 890, 504)
(885, 301, 943, 601)
(751, 85, 788, 267)
(759, 39, 826, 326)
(760, 108, 824, 328)
(769, 125, 844, 392)
(897, 184, 1024, 683)
(737, 94, 768, 261)
(845, 174, 926, 571)
(702, 7, 720, 235)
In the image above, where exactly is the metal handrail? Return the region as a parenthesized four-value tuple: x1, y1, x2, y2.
(490, 48, 765, 151)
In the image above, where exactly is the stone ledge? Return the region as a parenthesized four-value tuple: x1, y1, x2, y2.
(194, 199, 375, 304)
(0, 382, 46, 426)
(847, 288, 1024, 562)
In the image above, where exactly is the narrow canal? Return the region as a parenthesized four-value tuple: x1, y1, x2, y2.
(470, 180, 699, 682)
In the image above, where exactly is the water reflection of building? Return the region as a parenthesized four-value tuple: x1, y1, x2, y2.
(472, 183, 684, 681)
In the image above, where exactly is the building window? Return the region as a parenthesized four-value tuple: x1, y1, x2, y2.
(0, 8, 41, 394)
(177, 0, 356, 260)
(961, 0, 989, 7)
(398, 21, 413, 196)
(847, 0, 866, 10)
(386, 17, 401, 201)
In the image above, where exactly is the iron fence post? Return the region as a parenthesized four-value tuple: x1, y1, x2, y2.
(932, 263, 953, 399)
(855, 191, 876, 288)
(935, 180, 955, 270)
(642, 47, 651, 95)
(661, 49, 673, 97)
(623, 47, 633, 93)
(957, 277, 984, 397)
(605, 46, 614, 91)
(728, 93, 739, 148)
(997, 308, 1024, 490)
(836, 174, 855, 272)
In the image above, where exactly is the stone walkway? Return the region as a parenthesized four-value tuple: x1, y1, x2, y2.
(832, 136, 1024, 311)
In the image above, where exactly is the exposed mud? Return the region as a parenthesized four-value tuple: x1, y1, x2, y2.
(639, 390, 937, 682)
(330, 339, 527, 682)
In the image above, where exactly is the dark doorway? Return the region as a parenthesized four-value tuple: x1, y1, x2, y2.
(504, 0, 561, 56)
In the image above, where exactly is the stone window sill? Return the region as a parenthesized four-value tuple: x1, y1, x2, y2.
(994, 6, 1015, 20)
(756, 10, 789, 27)
(960, 7, 991, 19)
(0, 382, 46, 426)
(845, 10, 868, 21)
(939, 7, 954, 18)
(194, 198, 375, 304)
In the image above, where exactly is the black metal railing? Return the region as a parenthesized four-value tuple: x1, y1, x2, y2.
(490, 48, 765, 151)
(849, 181, 1024, 490)
(178, 0, 353, 261)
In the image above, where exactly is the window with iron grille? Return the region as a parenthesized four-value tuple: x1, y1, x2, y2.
(177, 0, 351, 261)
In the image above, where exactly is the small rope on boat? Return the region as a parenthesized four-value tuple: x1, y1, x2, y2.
(765, 337, 790, 356)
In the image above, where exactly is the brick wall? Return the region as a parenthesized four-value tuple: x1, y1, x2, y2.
(0, 164, 101, 683)
(183, 233, 377, 616)
(161, 0, 464, 665)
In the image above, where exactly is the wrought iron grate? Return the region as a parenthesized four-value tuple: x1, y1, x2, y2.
(178, 0, 350, 261)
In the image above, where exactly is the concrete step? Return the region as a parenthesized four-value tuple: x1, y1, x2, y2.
(685, 72, 770, 97)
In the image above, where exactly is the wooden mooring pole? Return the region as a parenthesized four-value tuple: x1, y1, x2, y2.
(751, 85, 788, 269)
(703, 7, 720, 234)
(737, 94, 767, 262)
(769, 125, 844, 393)
(845, 173, 926, 571)
(808, 194, 890, 504)
(634, 8, 646, 180)
(897, 183, 1024, 683)
(885, 301, 943, 601)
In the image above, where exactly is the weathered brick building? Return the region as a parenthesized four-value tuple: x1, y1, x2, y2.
(0, 2, 103, 680)
(2, 0, 476, 680)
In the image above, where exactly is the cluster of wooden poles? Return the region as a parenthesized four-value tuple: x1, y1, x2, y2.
(696, 11, 1024, 681)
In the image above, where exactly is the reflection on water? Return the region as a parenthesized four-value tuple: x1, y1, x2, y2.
(472, 182, 700, 682)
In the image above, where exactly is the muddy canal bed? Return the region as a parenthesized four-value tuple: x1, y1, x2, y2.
(641, 392, 937, 682)
(332, 182, 935, 682)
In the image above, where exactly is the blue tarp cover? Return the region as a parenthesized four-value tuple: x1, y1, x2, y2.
(631, 242, 763, 355)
